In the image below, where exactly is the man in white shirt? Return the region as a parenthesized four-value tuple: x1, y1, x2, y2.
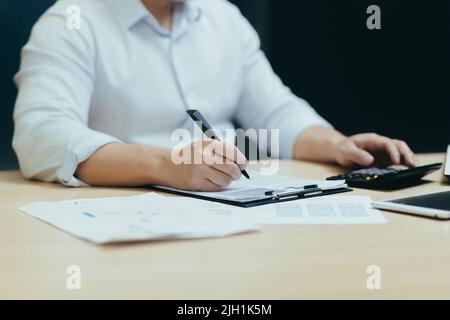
(13, 0, 417, 191)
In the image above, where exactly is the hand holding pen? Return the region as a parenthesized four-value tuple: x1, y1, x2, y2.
(160, 110, 250, 192)
(187, 109, 250, 180)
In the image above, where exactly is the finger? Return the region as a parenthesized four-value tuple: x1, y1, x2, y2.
(344, 143, 374, 167)
(357, 134, 401, 165)
(394, 140, 417, 167)
(211, 162, 241, 180)
(381, 138, 401, 165)
(204, 166, 233, 188)
(203, 152, 241, 180)
(210, 141, 248, 170)
(200, 179, 224, 192)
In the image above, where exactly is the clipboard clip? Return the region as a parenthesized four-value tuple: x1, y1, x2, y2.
(265, 184, 323, 200)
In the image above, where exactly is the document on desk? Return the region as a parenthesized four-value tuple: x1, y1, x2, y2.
(18, 193, 258, 244)
(180, 196, 387, 225)
(156, 171, 348, 204)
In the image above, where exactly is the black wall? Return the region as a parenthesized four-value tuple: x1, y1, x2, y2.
(268, 0, 450, 152)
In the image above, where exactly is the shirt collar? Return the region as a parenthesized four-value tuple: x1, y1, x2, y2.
(115, 0, 149, 30)
(116, 0, 202, 30)
(184, 0, 202, 23)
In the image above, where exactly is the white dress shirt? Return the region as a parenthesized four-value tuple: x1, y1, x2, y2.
(13, 0, 331, 187)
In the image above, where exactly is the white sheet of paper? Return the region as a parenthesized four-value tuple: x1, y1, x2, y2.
(158, 171, 347, 203)
(19, 193, 258, 244)
(179, 196, 387, 225)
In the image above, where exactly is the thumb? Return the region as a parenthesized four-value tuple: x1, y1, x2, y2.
(345, 143, 374, 167)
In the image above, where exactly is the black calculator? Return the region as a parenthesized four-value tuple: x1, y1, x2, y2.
(327, 163, 442, 190)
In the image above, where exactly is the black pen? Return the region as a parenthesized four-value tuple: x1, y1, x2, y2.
(186, 109, 250, 180)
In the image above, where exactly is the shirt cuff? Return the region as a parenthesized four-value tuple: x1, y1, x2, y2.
(278, 113, 333, 160)
(56, 132, 122, 187)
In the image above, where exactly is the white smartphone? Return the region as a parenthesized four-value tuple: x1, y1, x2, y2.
(373, 191, 450, 220)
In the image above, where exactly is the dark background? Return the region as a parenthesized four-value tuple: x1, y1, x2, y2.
(1, 0, 449, 170)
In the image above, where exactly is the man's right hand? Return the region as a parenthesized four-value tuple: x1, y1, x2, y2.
(75, 140, 247, 190)
(163, 140, 248, 192)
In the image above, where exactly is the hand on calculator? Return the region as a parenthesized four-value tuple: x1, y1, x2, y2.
(333, 133, 418, 169)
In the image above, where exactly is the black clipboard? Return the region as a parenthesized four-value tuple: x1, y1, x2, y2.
(150, 186, 353, 208)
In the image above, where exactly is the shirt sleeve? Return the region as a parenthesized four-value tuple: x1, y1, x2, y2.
(231, 8, 333, 159)
(12, 8, 122, 187)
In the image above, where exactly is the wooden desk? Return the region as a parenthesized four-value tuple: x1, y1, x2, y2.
(1, 154, 449, 299)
